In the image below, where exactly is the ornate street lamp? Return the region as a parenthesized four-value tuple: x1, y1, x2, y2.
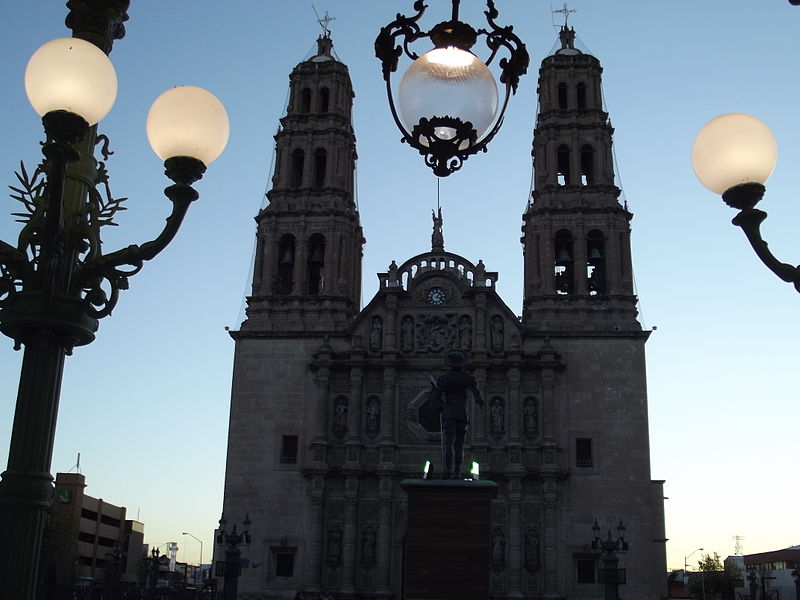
(216, 514, 252, 600)
(0, 5, 228, 599)
(691, 113, 800, 292)
(375, 0, 529, 177)
(591, 519, 629, 600)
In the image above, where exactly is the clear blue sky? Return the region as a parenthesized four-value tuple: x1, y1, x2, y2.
(1, 1, 798, 572)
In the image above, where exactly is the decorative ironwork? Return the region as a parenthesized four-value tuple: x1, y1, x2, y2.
(375, 0, 528, 176)
(721, 183, 800, 293)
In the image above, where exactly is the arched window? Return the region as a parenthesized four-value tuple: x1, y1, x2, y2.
(275, 233, 296, 295)
(580, 144, 594, 186)
(554, 229, 574, 295)
(586, 229, 606, 295)
(290, 149, 304, 188)
(313, 148, 327, 188)
(307, 233, 325, 295)
(557, 82, 568, 109)
(557, 145, 571, 186)
(577, 82, 587, 109)
(320, 87, 330, 113)
(301, 88, 311, 113)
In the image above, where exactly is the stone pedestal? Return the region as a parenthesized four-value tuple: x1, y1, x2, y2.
(401, 479, 497, 600)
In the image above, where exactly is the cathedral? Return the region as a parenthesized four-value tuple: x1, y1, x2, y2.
(220, 25, 667, 600)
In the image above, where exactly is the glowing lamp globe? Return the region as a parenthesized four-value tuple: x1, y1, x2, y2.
(24, 37, 117, 125)
(398, 47, 498, 144)
(146, 86, 229, 165)
(692, 113, 777, 195)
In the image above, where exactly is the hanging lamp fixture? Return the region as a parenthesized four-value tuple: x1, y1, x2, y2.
(375, 0, 528, 177)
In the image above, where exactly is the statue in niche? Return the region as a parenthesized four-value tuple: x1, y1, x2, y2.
(523, 398, 539, 434)
(332, 398, 348, 438)
(490, 315, 504, 351)
(458, 315, 472, 349)
(326, 525, 343, 568)
(360, 526, 377, 569)
(491, 528, 505, 569)
(490, 397, 505, 436)
(365, 397, 380, 437)
(369, 316, 383, 351)
(400, 316, 414, 352)
(524, 528, 541, 572)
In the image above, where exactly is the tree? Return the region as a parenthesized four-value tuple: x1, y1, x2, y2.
(688, 552, 742, 600)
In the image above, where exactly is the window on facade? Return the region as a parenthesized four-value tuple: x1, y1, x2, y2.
(100, 515, 121, 528)
(576, 438, 593, 467)
(274, 550, 295, 578)
(300, 88, 311, 113)
(78, 556, 93, 567)
(577, 82, 587, 108)
(307, 234, 325, 295)
(97, 536, 116, 548)
(280, 435, 298, 464)
(580, 145, 594, 186)
(313, 148, 327, 188)
(554, 229, 574, 295)
(320, 87, 330, 113)
(78, 531, 95, 544)
(558, 82, 568, 109)
(576, 558, 596, 583)
(556, 145, 570, 186)
(81, 508, 98, 521)
(290, 149, 304, 188)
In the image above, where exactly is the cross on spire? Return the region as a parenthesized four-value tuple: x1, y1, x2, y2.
(553, 3, 576, 28)
(313, 5, 335, 37)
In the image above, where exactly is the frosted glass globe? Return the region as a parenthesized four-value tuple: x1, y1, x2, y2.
(25, 37, 117, 125)
(147, 86, 229, 165)
(398, 47, 498, 144)
(692, 113, 777, 194)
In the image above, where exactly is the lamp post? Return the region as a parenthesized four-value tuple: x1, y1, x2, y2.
(216, 513, 252, 600)
(374, 0, 529, 177)
(684, 547, 704, 586)
(182, 531, 204, 584)
(591, 519, 628, 600)
(0, 4, 228, 599)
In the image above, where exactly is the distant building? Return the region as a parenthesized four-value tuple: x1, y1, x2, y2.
(727, 547, 800, 599)
(40, 473, 146, 596)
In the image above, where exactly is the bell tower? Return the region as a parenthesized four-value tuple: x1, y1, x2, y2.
(522, 26, 638, 331)
(245, 33, 363, 332)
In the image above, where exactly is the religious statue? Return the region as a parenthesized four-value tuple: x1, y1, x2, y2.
(429, 350, 483, 479)
(369, 316, 383, 351)
(360, 526, 377, 569)
(431, 207, 444, 251)
(326, 526, 342, 568)
(490, 397, 505, 436)
(365, 397, 380, 437)
(400, 316, 414, 352)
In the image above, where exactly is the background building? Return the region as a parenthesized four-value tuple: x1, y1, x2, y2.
(41, 472, 146, 597)
(221, 27, 666, 600)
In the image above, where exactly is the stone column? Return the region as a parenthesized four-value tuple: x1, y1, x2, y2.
(508, 478, 524, 598)
(376, 476, 393, 594)
(307, 475, 326, 591)
(341, 476, 359, 593)
(345, 367, 363, 470)
(378, 367, 396, 467)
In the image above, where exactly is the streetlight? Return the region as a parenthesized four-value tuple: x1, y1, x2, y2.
(216, 513, 252, 600)
(374, 0, 529, 177)
(591, 519, 629, 600)
(690, 114, 800, 292)
(684, 547, 704, 586)
(0, 4, 228, 599)
(182, 531, 204, 583)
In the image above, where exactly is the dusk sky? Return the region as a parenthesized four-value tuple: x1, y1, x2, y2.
(1, 1, 798, 572)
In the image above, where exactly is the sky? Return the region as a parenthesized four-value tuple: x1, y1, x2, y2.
(1, 0, 798, 573)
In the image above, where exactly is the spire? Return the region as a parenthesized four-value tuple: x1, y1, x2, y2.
(431, 207, 444, 252)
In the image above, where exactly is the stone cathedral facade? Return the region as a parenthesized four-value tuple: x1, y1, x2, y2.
(221, 29, 667, 600)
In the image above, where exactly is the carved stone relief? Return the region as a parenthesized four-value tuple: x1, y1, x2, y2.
(458, 315, 472, 349)
(360, 525, 377, 570)
(524, 528, 541, 572)
(326, 525, 343, 568)
(365, 396, 380, 438)
(491, 527, 506, 570)
(523, 396, 539, 435)
(332, 396, 348, 438)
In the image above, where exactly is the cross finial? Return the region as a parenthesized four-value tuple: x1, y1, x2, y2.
(553, 3, 576, 28)
(313, 5, 335, 37)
